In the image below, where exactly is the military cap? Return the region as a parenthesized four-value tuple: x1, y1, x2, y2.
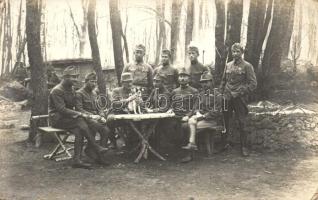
(188, 44, 199, 55)
(62, 66, 79, 77)
(200, 73, 213, 82)
(178, 68, 190, 76)
(231, 43, 244, 52)
(121, 72, 133, 82)
(134, 44, 146, 52)
(85, 72, 97, 81)
(161, 49, 171, 57)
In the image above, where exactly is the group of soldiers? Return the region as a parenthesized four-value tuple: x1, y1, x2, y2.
(48, 42, 257, 168)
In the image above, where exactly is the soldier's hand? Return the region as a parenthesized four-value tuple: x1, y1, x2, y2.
(166, 109, 174, 114)
(107, 114, 115, 122)
(182, 116, 189, 122)
(90, 115, 101, 120)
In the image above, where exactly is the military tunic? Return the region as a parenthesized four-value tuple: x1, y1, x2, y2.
(171, 85, 199, 117)
(111, 86, 132, 113)
(123, 62, 153, 90)
(189, 61, 209, 89)
(146, 86, 171, 113)
(193, 88, 223, 129)
(153, 64, 178, 92)
(49, 83, 84, 129)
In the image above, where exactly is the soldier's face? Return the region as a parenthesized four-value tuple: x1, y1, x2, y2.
(232, 49, 243, 60)
(188, 51, 198, 61)
(134, 50, 145, 62)
(87, 80, 97, 90)
(154, 79, 162, 89)
(122, 81, 133, 89)
(63, 75, 79, 86)
(161, 54, 170, 65)
(178, 74, 190, 85)
(201, 80, 212, 90)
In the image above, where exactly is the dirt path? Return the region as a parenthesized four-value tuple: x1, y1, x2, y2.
(0, 107, 317, 200)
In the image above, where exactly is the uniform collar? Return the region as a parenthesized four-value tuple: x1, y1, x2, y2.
(134, 60, 144, 65)
(234, 58, 243, 65)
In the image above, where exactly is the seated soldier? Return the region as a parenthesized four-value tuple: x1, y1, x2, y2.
(170, 68, 199, 150)
(75, 73, 110, 165)
(111, 72, 140, 114)
(49, 66, 108, 169)
(182, 73, 222, 152)
(145, 74, 171, 113)
(108, 72, 139, 149)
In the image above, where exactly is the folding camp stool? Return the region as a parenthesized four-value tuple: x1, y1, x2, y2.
(32, 115, 74, 161)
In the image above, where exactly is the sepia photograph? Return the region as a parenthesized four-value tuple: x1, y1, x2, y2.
(0, 0, 318, 199)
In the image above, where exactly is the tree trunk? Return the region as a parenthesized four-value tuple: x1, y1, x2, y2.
(88, 0, 106, 95)
(281, 0, 295, 59)
(109, 0, 125, 85)
(225, 0, 243, 61)
(185, 0, 194, 60)
(5, 0, 12, 73)
(170, 0, 182, 64)
(215, 0, 226, 85)
(26, 0, 48, 142)
(1, 3, 7, 75)
(155, 0, 166, 65)
(245, 0, 268, 72)
(262, 0, 295, 74)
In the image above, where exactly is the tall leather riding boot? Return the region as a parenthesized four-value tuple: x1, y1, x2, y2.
(80, 128, 108, 154)
(238, 121, 249, 157)
(72, 133, 92, 169)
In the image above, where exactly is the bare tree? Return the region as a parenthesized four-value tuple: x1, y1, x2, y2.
(88, 0, 107, 95)
(281, 0, 296, 59)
(26, 0, 48, 143)
(185, 0, 194, 60)
(245, 0, 273, 73)
(215, 0, 226, 84)
(262, 0, 295, 74)
(170, 0, 183, 64)
(155, 0, 167, 65)
(109, 0, 125, 84)
(225, 0, 243, 61)
(67, 0, 89, 57)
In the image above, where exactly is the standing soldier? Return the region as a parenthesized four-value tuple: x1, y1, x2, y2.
(123, 44, 153, 98)
(153, 49, 179, 92)
(75, 73, 110, 165)
(187, 44, 210, 90)
(220, 43, 257, 156)
(49, 66, 108, 169)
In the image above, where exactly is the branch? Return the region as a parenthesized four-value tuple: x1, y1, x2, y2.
(66, 0, 81, 38)
(131, 6, 172, 27)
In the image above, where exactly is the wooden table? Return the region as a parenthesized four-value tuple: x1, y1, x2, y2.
(110, 113, 175, 163)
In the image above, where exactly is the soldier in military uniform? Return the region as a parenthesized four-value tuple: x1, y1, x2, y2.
(49, 66, 108, 169)
(122, 44, 153, 98)
(75, 73, 110, 165)
(108, 72, 141, 149)
(182, 73, 222, 152)
(153, 49, 178, 92)
(145, 74, 171, 113)
(187, 45, 210, 90)
(170, 68, 199, 152)
(111, 72, 140, 113)
(220, 43, 257, 156)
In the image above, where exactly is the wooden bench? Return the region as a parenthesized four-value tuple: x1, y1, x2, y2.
(197, 125, 224, 156)
(31, 115, 74, 161)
